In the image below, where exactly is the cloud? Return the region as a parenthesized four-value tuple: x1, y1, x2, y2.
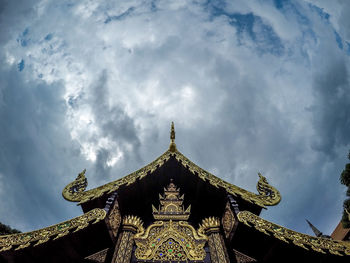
(0, 59, 88, 231)
(310, 47, 350, 156)
(0, 0, 349, 237)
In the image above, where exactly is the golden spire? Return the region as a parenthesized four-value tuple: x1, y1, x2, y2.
(169, 122, 177, 152)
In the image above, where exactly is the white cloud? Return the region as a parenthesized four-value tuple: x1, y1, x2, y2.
(0, 0, 349, 236)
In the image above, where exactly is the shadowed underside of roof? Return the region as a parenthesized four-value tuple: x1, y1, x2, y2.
(3, 123, 349, 258)
(0, 208, 106, 252)
(237, 210, 350, 256)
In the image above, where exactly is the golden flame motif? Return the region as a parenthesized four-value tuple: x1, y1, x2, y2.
(133, 180, 208, 261)
(122, 215, 144, 233)
(199, 217, 221, 235)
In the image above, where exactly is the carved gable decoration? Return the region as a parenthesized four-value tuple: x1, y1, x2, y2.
(133, 180, 208, 261)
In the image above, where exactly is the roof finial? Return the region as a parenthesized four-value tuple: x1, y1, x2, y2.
(169, 122, 177, 152)
(306, 219, 323, 237)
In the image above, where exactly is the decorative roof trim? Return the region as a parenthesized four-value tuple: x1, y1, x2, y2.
(62, 150, 281, 208)
(0, 208, 106, 252)
(237, 210, 350, 256)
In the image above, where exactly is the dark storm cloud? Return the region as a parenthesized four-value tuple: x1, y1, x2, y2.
(0, 58, 88, 231)
(206, 3, 285, 55)
(0, 0, 40, 44)
(0, 0, 349, 238)
(87, 70, 141, 178)
(310, 51, 350, 157)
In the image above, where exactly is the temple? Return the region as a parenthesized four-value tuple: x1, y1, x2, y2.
(0, 123, 350, 262)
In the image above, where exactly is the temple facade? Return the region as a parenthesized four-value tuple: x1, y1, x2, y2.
(0, 123, 349, 262)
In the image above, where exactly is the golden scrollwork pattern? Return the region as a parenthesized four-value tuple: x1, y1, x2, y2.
(134, 220, 208, 261)
(62, 151, 172, 203)
(84, 248, 109, 263)
(62, 150, 281, 208)
(122, 215, 144, 233)
(237, 210, 350, 256)
(198, 217, 230, 263)
(62, 169, 88, 201)
(222, 202, 235, 239)
(0, 208, 106, 252)
(107, 200, 122, 237)
(173, 150, 281, 207)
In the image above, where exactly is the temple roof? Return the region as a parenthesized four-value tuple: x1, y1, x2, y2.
(1, 123, 350, 260)
(0, 208, 109, 254)
(62, 123, 281, 208)
(237, 211, 350, 256)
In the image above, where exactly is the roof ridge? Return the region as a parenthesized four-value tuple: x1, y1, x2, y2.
(62, 149, 281, 207)
(237, 210, 350, 256)
(0, 208, 106, 252)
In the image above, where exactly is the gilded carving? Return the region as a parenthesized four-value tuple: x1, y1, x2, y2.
(107, 200, 122, 237)
(113, 231, 134, 263)
(62, 151, 172, 203)
(212, 233, 230, 263)
(199, 217, 220, 235)
(237, 210, 350, 256)
(133, 181, 208, 261)
(134, 220, 208, 261)
(62, 169, 88, 201)
(152, 179, 191, 220)
(62, 124, 280, 208)
(222, 202, 235, 239)
(174, 151, 281, 207)
(85, 248, 109, 263)
(122, 215, 144, 233)
(233, 249, 257, 263)
(200, 218, 229, 263)
(62, 150, 281, 208)
(0, 208, 106, 252)
(112, 215, 144, 263)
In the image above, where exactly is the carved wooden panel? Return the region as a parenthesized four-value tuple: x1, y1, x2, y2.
(222, 202, 235, 239)
(233, 249, 257, 263)
(85, 248, 109, 263)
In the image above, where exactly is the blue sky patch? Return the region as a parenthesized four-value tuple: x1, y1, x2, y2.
(104, 7, 135, 24)
(273, 0, 288, 10)
(230, 13, 284, 55)
(334, 30, 343, 50)
(44, 34, 53, 41)
(346, 42, 350, 55)
(17, 28, 30, 47)
(18, 59, 25, 72)
(308, 3, 330, 22)
(205, 4, 284, 55)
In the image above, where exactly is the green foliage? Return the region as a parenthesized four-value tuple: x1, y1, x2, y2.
(340, 151, 350, 228)
(344, 198, 350, 209)
(341, 212, 350, 228)
(347, 188, 350, 197)
(0, 222, 21, 235)
(340, 163, 350, 186)
(341, 199, 350, 228)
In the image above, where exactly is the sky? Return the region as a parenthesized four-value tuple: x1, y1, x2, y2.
(0, 0, 349, 237)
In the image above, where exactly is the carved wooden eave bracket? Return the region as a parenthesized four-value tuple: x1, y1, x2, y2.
(237, 210, 350, 256)
(62, 149, 281, 208)
(0, 208, 106, 252)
